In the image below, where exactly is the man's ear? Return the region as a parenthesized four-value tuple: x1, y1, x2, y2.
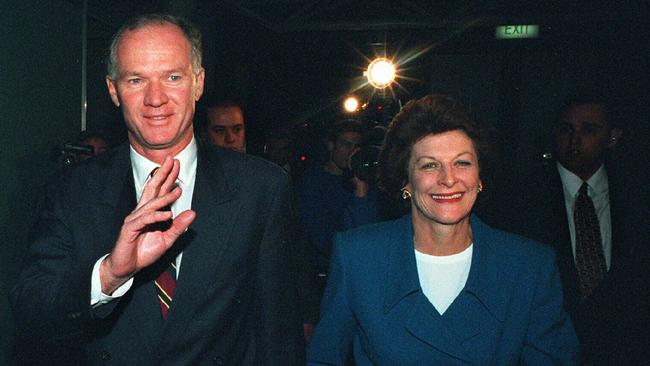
(194, 67, 205, 102)
(607, 128, 623, 149)
(106, 76, 120, 107)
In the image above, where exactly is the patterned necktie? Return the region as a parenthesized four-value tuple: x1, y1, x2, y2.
(574, 182, 606, 299)
(148, 167, 177, 319)
(155, 259, 177, 320)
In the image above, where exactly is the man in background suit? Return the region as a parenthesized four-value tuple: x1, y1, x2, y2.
(10, 14, 304, 365)
(488, 96, 649, 365)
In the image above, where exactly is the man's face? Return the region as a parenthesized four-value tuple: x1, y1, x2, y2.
(105, 23, 204, 160)
(265, 136, 290, 166)
(79, 137, 109, 161)
(554, 103, 614, 180)
(328, 131, 362, 173)
(206, 106, 246, 153)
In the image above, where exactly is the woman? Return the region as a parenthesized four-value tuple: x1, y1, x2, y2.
(307, 95, 579, 365)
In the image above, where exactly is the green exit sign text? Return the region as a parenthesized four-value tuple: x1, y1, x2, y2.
(496, 25, 539, 39)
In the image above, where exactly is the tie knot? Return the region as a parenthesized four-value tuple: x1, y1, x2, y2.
(149, 167, 160, 179)
(579, 182, 589, 197)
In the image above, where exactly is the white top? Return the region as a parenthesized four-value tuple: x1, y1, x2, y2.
(90, 137, 198, 306)
(415, 244, 473, 315)
(556, 162, 612, 270)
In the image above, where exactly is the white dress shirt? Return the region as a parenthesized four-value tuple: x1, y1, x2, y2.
(557, 162, 612, 270)
(90, 137, 198, 306)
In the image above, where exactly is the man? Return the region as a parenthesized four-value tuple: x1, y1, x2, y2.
(295, 120, 379, 292)
(263, 129, 293, 173)
(11, 14, 304, 365)
(77, 130, 110, 161)
(491, 96, 649, 365)
(203, 99, 246, 152)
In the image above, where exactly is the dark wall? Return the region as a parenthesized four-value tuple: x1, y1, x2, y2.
(1, 0, 82, 363)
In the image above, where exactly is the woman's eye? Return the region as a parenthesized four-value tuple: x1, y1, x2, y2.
(421, 162, 437, 169)
(456, 160, 472, 167)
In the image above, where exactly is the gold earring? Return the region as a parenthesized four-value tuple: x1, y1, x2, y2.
(477, 184, 483, 193)
(401, 189, 412, 200)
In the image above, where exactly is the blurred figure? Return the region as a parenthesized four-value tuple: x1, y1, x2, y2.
(307, 94, 579, 365)
(77, 130, 111, 161)
(204, 98, 246, 152)
(491, 95, 650, 365)
(295, 119, 379, 295)
(263, 128, 293, 173)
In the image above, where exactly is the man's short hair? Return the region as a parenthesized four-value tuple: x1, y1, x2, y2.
(197, 96, 246, 133)
(326, 119, 366, 144)
(106, 14, 203, 80)
(554, 93, 618, 129)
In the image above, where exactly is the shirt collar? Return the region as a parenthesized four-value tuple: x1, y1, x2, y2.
(130, 136, 198, 189)
(556, 161, 608, 197)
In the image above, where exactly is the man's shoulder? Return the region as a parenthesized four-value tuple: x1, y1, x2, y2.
(201, 144, 288, 183)
(58, 144, 129, 188)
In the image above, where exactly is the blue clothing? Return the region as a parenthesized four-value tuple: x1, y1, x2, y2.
(295, 166, 378, 271)
(307, 215, 580, 365)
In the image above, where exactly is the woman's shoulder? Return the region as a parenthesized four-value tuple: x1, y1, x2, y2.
(473, 216, 557, 267)
(335, 216, 410, 254)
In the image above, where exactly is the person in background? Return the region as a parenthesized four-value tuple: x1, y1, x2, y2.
(11, 14, 304, 365)
(488, 95, 650, 365)
(307, 94, 579, 365)
(294, 119, 379, 296)
(77, 130, 111, 161)
(263, 128, 293, 174)
(202, 98, 246, 152)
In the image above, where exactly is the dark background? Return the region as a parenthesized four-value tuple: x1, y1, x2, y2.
(2, 0, 648, 363)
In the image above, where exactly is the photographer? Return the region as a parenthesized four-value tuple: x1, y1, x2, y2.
(295, 119, 380, 297)
(57, 130, 111, 168)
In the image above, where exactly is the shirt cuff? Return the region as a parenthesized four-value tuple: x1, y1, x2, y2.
(90, 254, 134, 307)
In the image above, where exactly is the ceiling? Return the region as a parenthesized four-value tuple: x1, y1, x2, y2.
(81, 0, 644, 38)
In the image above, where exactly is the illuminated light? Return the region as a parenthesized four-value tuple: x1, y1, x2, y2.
(365, 58, 396, 89)
(299, 155, 307, 161)
(495, 24, 539, 39)
(343, 96, 360, 113)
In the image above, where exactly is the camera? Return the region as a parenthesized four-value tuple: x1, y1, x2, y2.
(350, 125, 386, 183)
(349, 97, 400, 182)
(56, 142, 94, 168)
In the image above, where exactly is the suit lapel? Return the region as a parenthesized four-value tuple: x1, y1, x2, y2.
(541, 168, 581, 308)
(383, 216, 503, 364)
(159, 147, 239, 338)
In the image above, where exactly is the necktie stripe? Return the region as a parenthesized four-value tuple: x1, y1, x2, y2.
(155, 262, 176, 320)
(157, 295, 171, 309)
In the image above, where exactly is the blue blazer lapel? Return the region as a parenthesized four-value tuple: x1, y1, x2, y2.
(386, 216, 506, 364)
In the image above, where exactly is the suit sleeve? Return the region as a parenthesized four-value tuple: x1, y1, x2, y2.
(9, 172, 94, 348)
(306, 233, 357, 365)
(521, 250, 581, 365)
(255, 171, 306, 365)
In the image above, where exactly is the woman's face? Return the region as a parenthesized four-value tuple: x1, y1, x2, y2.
(405, 130, 482, 227)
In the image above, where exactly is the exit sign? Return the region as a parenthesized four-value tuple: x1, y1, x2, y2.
(496, 24, 539, 39)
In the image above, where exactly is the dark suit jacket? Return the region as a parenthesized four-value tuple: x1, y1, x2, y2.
(307, 215, 579, 365)
(10, 143, 305, 365)
(485, 162, 650, 365)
